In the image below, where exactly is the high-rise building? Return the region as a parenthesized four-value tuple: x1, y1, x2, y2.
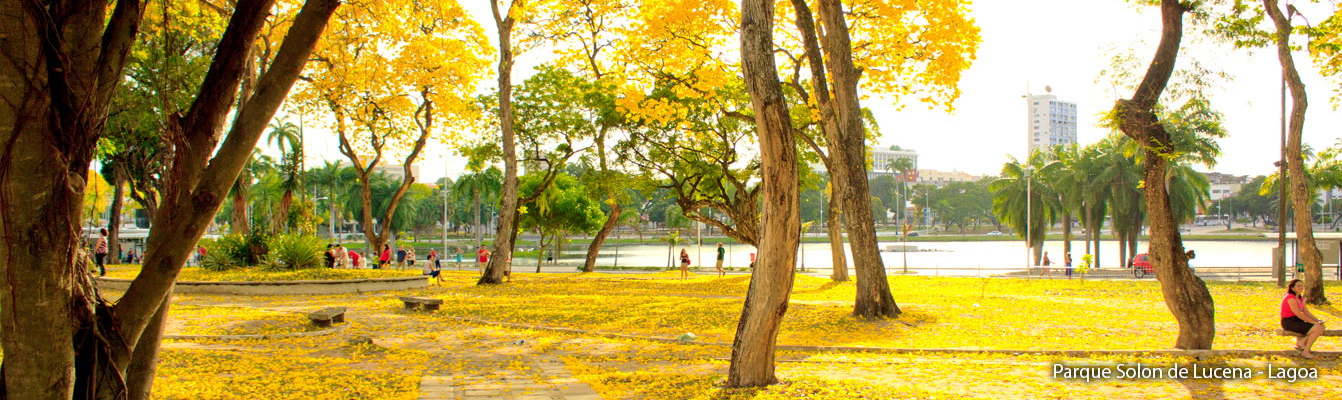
(869, 146, 918, 182)
(1026, 92, 1078, 155)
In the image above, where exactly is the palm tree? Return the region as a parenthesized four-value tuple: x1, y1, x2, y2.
(990, 151, 1060, 265)
(453, 166, 504, 248)
(1046, 145, 1087, 262)
(267, 119, 302, 233)
(308, 160, 350, 238)
(885, 157, 914, 225)
(228, 149, 264, 235)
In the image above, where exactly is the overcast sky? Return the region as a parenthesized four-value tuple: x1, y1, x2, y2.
(280, 0, 1342, 183)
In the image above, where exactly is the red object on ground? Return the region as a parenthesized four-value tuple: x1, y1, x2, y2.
(1132, 253, 1154, 275)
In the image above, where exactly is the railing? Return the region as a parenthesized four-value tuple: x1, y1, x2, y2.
(797, 265, 1340, 282)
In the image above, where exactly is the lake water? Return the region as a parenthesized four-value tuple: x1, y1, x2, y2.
(573, 239, 1282, 276)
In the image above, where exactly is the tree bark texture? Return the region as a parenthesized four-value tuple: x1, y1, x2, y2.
(788, 0, 847, 283)
(481, 0, 521, 285)
(815, 0, 899, 318)
(1115, 0, 1216, 349)
(727, 0, 801, 388)
(108, 165, 127, 260)
(0, 0, 338, 398)
(583, 199, 620, 272)
(231, 178, 251, 235)
(1264, 0, 1326, 304)
(826, 193, 849, 281)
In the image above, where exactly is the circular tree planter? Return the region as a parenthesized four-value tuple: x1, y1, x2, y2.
(93, 275, 427, 295)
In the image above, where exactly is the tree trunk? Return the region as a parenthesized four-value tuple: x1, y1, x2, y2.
(231, 179, 250, 235)
(826, 192, 849, 281)
(1061, 212, 1071, 260)
(583, 199, 620, 272)
(1128, 229, 1138, 267)
(474, 193, 482, 248)
(1265, 0, 1327, 304)
(125, 291, 171, 400)
(356, 169, 386, 255)
(727, 0, 801, 388)
(109, 165, 127, 260)
(814, 0, 899, 318)
(536, 229, 546, 273)
(1119, 232, 1128, 269)
(1115, 0, 1216, 349)
(279, 188, 293, 234)
(787, 0, 847, 283)
(481, 0, 520, 285)
(0, 0, 337, 397)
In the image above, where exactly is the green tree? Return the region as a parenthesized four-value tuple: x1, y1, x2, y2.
(990, 151, 1060, 265)
(518, 173, 605, 272)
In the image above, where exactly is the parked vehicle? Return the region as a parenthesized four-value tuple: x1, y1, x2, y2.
(1131, 253, 1154, 278)
(986, 231, 1002, 236)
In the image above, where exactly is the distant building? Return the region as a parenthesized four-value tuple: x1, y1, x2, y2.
(1026, 93, 1078, 155)
(1204, 172, 1250, 200)
(869, 146, 919, 181)
(916, 169, 981, 188)
(370, 164, 421, 183)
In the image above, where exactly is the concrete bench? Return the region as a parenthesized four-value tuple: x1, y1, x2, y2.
(399, 296, 443, 311)
(1275, 329, 1342, 337)
(307, 307, 346, 327)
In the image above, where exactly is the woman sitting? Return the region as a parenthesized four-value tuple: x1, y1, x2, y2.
(1282, 279, 1326, 359)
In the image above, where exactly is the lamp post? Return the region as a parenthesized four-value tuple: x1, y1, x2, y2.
(1023, 85, 1033, 276)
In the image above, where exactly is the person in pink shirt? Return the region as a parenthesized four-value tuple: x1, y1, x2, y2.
(1281, 279, 1326, 359)
(378, 244, 392, 269)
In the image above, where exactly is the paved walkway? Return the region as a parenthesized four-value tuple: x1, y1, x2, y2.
(416, 355, 599, 400)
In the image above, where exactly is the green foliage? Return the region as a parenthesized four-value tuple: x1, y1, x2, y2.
(202, 230, 271, 272)
(268, 234, 328, 270)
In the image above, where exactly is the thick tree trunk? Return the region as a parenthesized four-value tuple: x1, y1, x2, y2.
(356, 170, 387, 255)
(1128, 230, 1138, 267)
(583, 199, 620, 272)
(474, 194, 482, 248)
(1265, 0, 1327, 304)
(481, 0, 520, 285)
(788, 0, 847, 283)
(1115, 0, 1215, 349)
(727, 0, 801, 388)
(0, 0, 337, 397)
(279, 189, 293, 233)
(125, 291, 171, 400)
(815, 0, 898, 318)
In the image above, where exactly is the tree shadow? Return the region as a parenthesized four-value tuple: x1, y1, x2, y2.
(792, 280, 845, 295)
(1314, 304, 1342, 319)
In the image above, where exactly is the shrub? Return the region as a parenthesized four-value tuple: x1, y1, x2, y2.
(268, 234, 327, 270)
(201, 230, 273, 271)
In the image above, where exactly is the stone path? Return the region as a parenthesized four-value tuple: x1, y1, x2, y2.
(417, 356, 600, 400)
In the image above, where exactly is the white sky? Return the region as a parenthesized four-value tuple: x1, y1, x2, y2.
(278, 0, 1342, 183)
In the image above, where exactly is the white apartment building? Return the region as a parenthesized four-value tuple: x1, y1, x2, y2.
(869, 146, 918, 181)
(1026, 93, 1078, 155)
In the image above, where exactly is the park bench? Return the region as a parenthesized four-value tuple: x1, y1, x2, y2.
(1275, 329, 1342, 338)
(307, 307, 347, 328)
(399, 296, 443, 311)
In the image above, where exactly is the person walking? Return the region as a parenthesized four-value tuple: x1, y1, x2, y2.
(1282, 279, 1327, 359)
(715, 243, 726, 277)
(396, 246, 408, 270)
(679, 248, 691, 280)
(94, 228, 109, 276)
(477, 245, 490, 277)
(378, 244, 392, 270)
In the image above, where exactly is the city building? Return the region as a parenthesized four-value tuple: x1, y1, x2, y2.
(915, 169, 982, 188)
(370, 164, 421, 183)
(1026, 92, 1078, 155)
(869, 146, 918, 181)
(1204, 172, 1250, 200)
